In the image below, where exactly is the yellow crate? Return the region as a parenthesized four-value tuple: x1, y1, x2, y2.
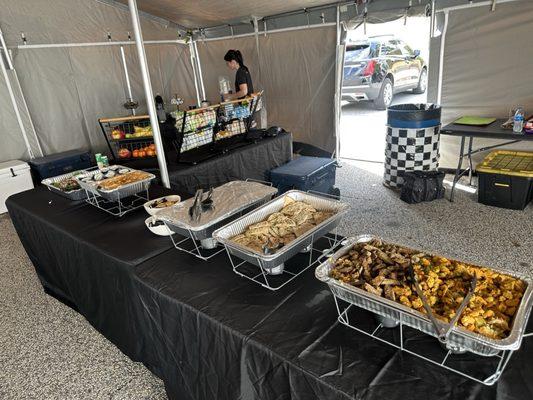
(477, 150, 533, 178)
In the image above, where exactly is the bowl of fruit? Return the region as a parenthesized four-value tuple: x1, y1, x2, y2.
(144, 195, 182, 215)
(130, 144, 157, 159)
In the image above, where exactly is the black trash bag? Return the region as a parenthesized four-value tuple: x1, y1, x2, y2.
(400, 171, 445, 203)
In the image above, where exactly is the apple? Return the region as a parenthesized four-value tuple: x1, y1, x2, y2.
(118, 148, 131, 159)
(125, 133, 133, 139)
(111, 129, 125, 140)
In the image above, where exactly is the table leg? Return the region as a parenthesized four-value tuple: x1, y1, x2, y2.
(467, 137, 474, 186)
(450, 136, 465, 202)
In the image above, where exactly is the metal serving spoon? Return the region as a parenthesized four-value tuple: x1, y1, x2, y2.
(408, 264, 477, 343)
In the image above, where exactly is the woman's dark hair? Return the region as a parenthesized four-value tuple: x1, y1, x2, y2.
(224, 49, 248, 71)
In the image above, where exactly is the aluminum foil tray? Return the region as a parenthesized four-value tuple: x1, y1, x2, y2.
(42, 170, 88, 201)
(213, 190, 350, 270)
(76, 166, 155, 202)
(157, 181, 277, 241)
(316, 235, 533, 356)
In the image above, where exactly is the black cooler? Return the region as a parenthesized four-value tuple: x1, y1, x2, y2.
(270, 156, 339, 197)
(28, 149, 93, 183)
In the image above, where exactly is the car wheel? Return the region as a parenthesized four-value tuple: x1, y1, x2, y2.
(374, 78, 393, 110)
(413, 68, 427, 94)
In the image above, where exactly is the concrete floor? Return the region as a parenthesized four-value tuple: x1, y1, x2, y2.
(0, 161, 532, 399)
(339, 91, 427, 162)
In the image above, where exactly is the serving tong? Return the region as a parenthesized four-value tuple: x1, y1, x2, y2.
(188, 188, 214, 221)
(407, 264, 478, 343)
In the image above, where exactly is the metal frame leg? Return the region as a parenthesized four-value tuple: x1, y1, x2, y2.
(467, 137, 474, 185)
(450, 136, 465, 202)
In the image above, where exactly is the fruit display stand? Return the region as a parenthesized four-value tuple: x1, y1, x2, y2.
(99, 115, 158, 163)
(171, 92, 262, 165)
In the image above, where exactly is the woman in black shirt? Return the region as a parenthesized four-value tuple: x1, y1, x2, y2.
(223, 49, 254, 100)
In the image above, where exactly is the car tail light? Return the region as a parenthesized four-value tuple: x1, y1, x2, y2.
(362, 60, 376, 76)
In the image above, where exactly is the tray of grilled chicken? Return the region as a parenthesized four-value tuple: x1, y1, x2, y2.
(75, 165, 155, 202)
(42, 170, 89, 201)
(315, 235, 533, 356)
(156, 181, 278, 244)
(213, 190, 350, 272)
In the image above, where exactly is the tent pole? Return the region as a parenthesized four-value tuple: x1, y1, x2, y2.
(119, 45, 136, 115)
(333, 5, 342, 160)
(1, 26, 44, 157)
(436, 10, 448, 105)
(193, 41, 206, 101)
(127, 0, 170, 188)
(0, 47, 35, 159)
(189, 41, 202, 106)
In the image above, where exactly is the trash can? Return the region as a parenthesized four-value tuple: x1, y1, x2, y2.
(384, 104, 441, 188)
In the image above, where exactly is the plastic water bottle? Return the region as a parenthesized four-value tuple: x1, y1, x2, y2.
(513, 107, 525, 133)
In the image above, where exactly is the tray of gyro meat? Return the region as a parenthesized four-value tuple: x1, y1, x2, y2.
(74, 165, 156, 202)
(316, 235, 533, 356)
(213, 190, 350, 275)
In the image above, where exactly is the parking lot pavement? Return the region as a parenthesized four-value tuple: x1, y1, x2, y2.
(339, 91, 427, 162)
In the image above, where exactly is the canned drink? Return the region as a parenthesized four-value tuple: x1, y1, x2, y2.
(95, 153, 104, 169)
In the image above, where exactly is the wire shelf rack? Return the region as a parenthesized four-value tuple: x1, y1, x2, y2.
(99, 115, 157, 162)
(171, 92, 262, 163)
(224, 230, 343, 291)
(332, 296, 531, 386)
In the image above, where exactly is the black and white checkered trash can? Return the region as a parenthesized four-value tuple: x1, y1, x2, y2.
(384, 104, 441, 188)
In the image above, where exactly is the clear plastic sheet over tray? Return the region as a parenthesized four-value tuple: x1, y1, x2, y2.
(316, 235, 533, 356)
(156, 181, 278, 241)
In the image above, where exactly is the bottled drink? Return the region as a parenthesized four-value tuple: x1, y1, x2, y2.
(513, 107, 524, 133)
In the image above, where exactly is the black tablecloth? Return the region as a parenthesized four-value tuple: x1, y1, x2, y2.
(6, 187, 533, 400)
(167, 133, 292, 197)
(6, 186, 175, 361)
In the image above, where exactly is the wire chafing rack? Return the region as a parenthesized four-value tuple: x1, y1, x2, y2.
(158, 180, 277, 261)
(164, 228, 226, 261)
(332, 297, 532, 385)
(76, 166, 155, 217)
(213, 190, 350, 291)
(84, 189, 149, 218)
(316, 235, 533, 385)
(224, 231, 343, 291)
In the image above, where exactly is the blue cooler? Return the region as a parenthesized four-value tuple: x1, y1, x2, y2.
(270, 156, 339, 196)
(28, 149, 93, 183)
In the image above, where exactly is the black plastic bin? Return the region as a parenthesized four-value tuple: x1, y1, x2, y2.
(476, 150, 533, 210)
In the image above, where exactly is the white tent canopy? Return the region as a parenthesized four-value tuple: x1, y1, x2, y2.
(1, 0, 531, 171)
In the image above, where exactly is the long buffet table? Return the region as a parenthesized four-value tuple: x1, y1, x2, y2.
(7, 187, 533, 400)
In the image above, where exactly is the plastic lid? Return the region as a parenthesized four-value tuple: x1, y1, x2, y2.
(271, 156, 336, 178)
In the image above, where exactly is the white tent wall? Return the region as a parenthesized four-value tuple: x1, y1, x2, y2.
(429, 0, 533, 168)
(0, 0, 196, 161)
(196, 37, 260, 105)
(196, 25, 336, 154)
(0, 70, 30, 160)
(0, 0, 180, 46)
(258, 26, 337, 153)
